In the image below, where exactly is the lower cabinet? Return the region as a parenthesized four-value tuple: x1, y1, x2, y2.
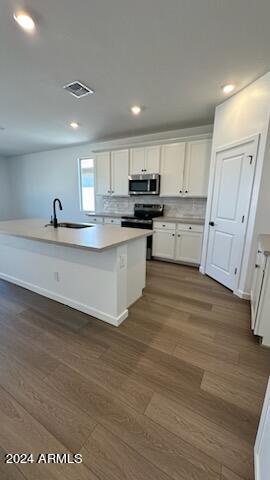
(152, 230, 175, 259)
(153, 222, 203, 265)
(175, 231, 203, 264)
(104, 217, 122, 225)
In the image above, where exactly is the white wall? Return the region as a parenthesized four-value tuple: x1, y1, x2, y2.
(0, 156, 12, 220)
(201, 72, 270, 295)
(7, 124, 212, 222)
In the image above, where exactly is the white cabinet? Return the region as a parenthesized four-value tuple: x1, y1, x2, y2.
(184, 140, 211, 196)
(88, 216, 104, 224)
(160, 143, 186, 196)
(251, 237, 270, 346)
(175, 231, 203, 264)
(152, 229, 175, 259)
(96, 149, 129, 196)
(130, 146, 160, 174)
(104, 217, 122, 225)
(160, 139, 211, 197)
(251, 249, 266, 329)
(95, 152, 111, 195)
(153, 221, 204, 265)
(111, 149, 129, 196)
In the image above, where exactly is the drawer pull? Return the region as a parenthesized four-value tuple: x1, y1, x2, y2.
(189, 226, 192, 230)
(255, 264, 260, 269)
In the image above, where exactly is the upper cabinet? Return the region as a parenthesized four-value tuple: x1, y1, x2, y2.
(95, 137, 211, 198)
(184, 140, 212, 196)
(111, 149, 129, 196)
(130, 146, 160, 174)
(160, 143, 186, 196)
(96, 149, 129, 196)
(160, 139, 211, 197)
(95, 152, 111, 195)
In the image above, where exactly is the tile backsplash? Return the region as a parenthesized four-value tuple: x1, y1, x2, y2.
(101, 196, 207, 218)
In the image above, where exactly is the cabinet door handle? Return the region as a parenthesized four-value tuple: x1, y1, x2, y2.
(179, 190, 182, 194)
(177, 234, 181, 237)
(185, 190, 188, 193)
(189, 226, 192, 230)
(255, 264, 260, 269)
(209, 221, 215, 227)
(172, 233, 175, 237)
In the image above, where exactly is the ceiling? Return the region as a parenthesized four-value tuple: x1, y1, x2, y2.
(1, 0, 270, 156)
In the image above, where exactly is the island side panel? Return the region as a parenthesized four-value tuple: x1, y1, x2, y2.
(126, 237, 147, 307)
(0, 234, 128, 326)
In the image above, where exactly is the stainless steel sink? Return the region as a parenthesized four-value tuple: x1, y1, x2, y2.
(45, 222, 93, 229)
(58, 222, 93, 229)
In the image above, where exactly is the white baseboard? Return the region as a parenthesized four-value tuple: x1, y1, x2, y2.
(235, 288, 250, 300)
(0, 272, 128, 327)
(199, 265, 205, 274)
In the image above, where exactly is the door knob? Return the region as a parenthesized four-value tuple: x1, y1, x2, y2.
(209, 221, 215, 226)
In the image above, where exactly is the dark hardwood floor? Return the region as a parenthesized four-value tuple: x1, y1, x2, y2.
(0, 260, 269, 480)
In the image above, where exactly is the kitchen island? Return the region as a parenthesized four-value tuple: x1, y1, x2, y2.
(0, 219, 152, 326)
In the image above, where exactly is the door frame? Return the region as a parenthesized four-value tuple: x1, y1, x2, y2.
(200, 134, 260, 298)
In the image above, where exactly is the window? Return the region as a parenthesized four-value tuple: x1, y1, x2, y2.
(79, 158, 95, 211)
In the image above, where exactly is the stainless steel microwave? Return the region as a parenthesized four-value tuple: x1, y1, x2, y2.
(128, 174, 160, 195)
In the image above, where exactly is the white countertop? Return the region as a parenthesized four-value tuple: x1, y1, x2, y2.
(154, 216, 205, 225)
(0, 219, 152, 252)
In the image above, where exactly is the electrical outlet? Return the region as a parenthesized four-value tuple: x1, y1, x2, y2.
(54, 271, 60, 282)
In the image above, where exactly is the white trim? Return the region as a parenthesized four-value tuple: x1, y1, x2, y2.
(0, 272, 128, 327)
(235, 289, 250, 300)
(199, 265, 205, 274)
(93, 132, 212, 153)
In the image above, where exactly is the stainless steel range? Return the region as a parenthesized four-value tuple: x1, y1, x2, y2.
(121, 204, 164, 259)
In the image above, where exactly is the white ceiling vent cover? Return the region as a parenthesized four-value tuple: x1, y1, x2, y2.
(63, 81, 94, 98)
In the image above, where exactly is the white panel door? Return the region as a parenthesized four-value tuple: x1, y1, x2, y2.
(111, 149, 129, 196)
(175, 232, 203, 264)
(145, 146, 160, 173)
(184, 140, 211, 196)
(130, 148, 145, 174)
(206, 140, 257, 290)
(255, 377, 270, 480)
(95, 152, 111, 195)
(152, 230, 175, 259)
(160, 143, 186, 196)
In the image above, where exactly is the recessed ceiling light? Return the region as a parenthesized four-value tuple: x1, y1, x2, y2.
(13, 11, 36, 32)
(222, 84, 235, 94)
(130, 105, 142, 115)
(70, 121, 80, 129)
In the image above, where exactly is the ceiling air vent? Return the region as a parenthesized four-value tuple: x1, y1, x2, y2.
(63, 81, 94, 98)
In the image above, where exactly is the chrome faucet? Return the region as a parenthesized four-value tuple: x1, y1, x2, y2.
(52, 198, 63, 228)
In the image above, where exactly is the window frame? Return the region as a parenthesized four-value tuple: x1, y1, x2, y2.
(78, 156, 96, 212)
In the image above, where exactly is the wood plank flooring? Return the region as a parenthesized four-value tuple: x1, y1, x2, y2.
(0, 260, 269, 480)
